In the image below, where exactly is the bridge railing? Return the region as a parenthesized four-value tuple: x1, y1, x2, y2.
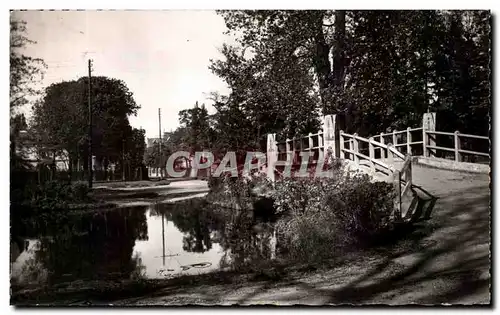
(374, 127, 424, 157)
(339, 131, 405, 176)
(393, 154, 413, 220)
(424, 130, 490, 162)
(275, 131, 325, 166)
(371, 126, 489, 163)
(340, 130, 411, 220)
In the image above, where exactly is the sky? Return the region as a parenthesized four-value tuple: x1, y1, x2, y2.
(12, 10, 233, 139)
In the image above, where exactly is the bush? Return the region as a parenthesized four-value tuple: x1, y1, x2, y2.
(273, 171, 395, 263)
(70, 181, 91, 202)
(14, 180, 91, 213)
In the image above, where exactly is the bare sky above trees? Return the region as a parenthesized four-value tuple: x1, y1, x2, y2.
(12, 10, 232, 138)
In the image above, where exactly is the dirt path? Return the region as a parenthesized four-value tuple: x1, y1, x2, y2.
(114, 166, 490, 305)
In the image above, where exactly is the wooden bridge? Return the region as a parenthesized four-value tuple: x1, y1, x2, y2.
(265, 112, 490, 223)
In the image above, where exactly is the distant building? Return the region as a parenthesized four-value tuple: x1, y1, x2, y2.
(15, 130, 69, 170)
(147, 131, 172, 148)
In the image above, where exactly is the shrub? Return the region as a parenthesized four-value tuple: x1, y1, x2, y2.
(273, 170, 395, 263)
(13, 180, 91, 213)
(70, 181, 91, 202)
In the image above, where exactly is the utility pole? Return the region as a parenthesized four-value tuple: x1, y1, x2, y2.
(122, 139, 126, 181)
(88, 59, 93, 188)
(158, 108, 163, 180)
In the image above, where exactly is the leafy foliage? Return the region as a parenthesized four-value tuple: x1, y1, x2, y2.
(10, 17, 46, 110)
(178, 102, 212, 154)
(31, 76, 140, 172)
(214, 10, 491, 139)
(273, 172, 395, 262)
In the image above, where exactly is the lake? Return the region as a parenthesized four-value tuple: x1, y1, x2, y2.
(10, 198, 277, 289)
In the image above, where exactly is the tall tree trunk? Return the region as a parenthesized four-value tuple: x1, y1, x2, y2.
(313, 11, 348, 117)
(313, 19, 333, 115)
(332, 11, 352, 132)
(332, 10, 347, 90)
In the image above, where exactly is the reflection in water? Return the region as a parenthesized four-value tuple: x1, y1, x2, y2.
(11, 206, 149, 287)
(11, 198, 278, 290)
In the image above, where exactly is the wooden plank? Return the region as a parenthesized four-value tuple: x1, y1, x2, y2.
(369, 137, 375, 173)
(457, 133, 489, 140)
(341, 148, 392, 170)
(458, 149, 490, 157)
(401, 181, 412, 197)
(425, 130, 454, 136)
(426, 145, 456, 152)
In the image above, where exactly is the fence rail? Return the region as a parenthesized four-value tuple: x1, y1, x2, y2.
(339, 130, 412, 220)
(267, 113, 489, 221)
(380, 128, 490, 162)
(372, 126, 489, 163)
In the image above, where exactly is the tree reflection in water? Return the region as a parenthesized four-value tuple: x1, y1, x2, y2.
(151, 198, 277, 271)
(11, 206, 150, 288)
(151, 199, 223, 253)
(12, 198, 279, 289)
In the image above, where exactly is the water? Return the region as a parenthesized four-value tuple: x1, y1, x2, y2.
(11, 198, 277, 289)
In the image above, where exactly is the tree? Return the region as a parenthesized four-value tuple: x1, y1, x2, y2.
(218, 10, 344, 116)
(124, 127, 146, 179)
(178, 101, 212, 154)
(10, 17, 46, 161)
(216, 10, 491, 139)
(10, 17, 46, 203)
(10, 17, 46, 111)
(31, 76, 140, 177)
(209, 41, 321, 146)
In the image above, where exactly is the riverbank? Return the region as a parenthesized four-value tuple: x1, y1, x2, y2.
(8, 241, 422, 306)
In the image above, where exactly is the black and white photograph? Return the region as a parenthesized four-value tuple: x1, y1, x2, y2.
(8, 8, 492, 306)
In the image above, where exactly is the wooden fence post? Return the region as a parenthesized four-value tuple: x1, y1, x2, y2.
(423, 112, 436, 158)
(380, 133, 385, 159)
(392, 130, 397, 153)
(339, 130, 344, 160)
(407, 156, 412, 183)
(369, 137, 375, 173)
(387, 143, 394, 165)
(454, 131, 461, 162)
(267, 133, 277, 182)
(422, 128, 427, 158)
(318, 133, 324, 163)
(407, 127, 412, 155)
(308, 133, 314, 168)
(353, 133, 359, 164)
(323, 115, 336, 158)
(393, 170, 402, 220)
